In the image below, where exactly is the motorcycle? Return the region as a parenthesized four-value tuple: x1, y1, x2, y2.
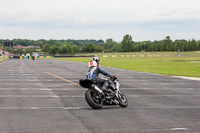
(79, 77, 128, 109)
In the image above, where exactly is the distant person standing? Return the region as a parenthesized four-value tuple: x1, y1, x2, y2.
(22, 54, 24, 59)
(32, 54, 35, 61)
(27, 53, 30, 59)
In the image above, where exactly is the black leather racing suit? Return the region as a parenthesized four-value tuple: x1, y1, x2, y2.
(87, 65, 112, 86)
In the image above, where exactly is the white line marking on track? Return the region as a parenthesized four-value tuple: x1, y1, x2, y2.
(39, 88, 84, 91)
(0, 94, 200, 98)
(45, 84, 77, 86)
(0, 84, 43, 86)
(2, 106, 200, 110)
(40, 89, 52, 90)
(0, 88, 83, 90)
(127, 95, 200, 97)
(0, 94, 199, 98)
(173, 76, 200, 81)
(0, 95, 84, 98)
(28, 80, 38, 81)
(0, 107, 87, 110)
(130, 106, 200, 109)
(171, 128, 188, 131)
(120, 88, 198, 90)
(51, 95, 59, 98)
(30, 107, 40, 110)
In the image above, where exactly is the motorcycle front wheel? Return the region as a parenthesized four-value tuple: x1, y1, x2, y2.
(85, 89, 103, 109)
(118, 91, 128, 108)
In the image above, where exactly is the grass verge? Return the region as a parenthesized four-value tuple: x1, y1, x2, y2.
(54, 52, 200, 78)
(0, 56, 3, 63)
(0, 56, 9, 63)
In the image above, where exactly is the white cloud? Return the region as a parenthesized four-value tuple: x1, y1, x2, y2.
(0, 0, 200, 41)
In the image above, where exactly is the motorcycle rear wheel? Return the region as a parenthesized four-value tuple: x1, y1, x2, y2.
(85, 89, 103, 109)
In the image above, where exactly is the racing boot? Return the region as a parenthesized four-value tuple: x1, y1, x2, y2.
(101, 81, 116, 99)
(101, 81, 111, 93)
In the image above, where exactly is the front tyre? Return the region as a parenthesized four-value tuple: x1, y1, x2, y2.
(118, 91, 128, 108)
(85, 89, 103, 109)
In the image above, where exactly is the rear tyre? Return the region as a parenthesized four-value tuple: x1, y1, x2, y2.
(118, 91, 128, 108)
(85, 89, 103, 109)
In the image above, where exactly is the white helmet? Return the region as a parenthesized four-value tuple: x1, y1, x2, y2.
(93, 55, 100, 62)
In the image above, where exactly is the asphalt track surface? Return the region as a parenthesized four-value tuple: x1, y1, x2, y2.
(0, 59, 200, 133)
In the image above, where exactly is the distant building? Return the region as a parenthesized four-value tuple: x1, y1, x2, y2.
(14, 45, 28, 49)
(14, 45, 40, 49)
(27, 46, 40, 49)
(32, 52, 44, 56)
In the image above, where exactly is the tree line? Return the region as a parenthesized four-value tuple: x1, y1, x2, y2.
(2, 35, 200, 55)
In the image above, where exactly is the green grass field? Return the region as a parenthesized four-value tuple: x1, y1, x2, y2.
(0, 56, 9, 63)
(54, 52, 200, 78)
(0, 56, 3, 63)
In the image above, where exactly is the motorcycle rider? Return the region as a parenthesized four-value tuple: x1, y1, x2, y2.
(32, 54, 35, 61)
(87, 55, 116, 92)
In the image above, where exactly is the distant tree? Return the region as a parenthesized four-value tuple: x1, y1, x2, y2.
(174, 42, 178, 52)
(41, 44, 52, 54)
(37, 39, 47, 45)
(67, 45, 74, 54)
(191, 39, 197, 51)
(3, 47, 14, 53)
(27, 40, 35, 46)
(107, 41, 117, 49)
(48, 39, 56, 46)
(121, 34, 134, 52)
(133, 43, 139, 52)
(73, 45, 80, 54)
(175, 40, 187, 51)
(82, 43, 95, 53)
(106, 39, 113, 43)
(166, 36, 170, 40)
(54, 42, 63, 47)
(95, 46, 104, 52)
(13, 39, 29, 46)
(148, 43, 157, 51)
(111, 44, 121, 52)
(3, 37, 200, 53)
(186, 40, 191, 51)
(50, 46, 59, 56)
(59, 45, 68, 55)
(36, 41, 44, 47)
(160, 41, 165, 51)
(164, 36, 174, 51)
(197, 41, 200, 50)
(15, 49, 24, 55)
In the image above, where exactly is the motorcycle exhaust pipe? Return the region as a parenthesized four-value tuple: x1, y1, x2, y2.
(93, 85, 103, 94)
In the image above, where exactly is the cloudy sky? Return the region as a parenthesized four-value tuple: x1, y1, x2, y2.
(0, 0, 199, 42)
